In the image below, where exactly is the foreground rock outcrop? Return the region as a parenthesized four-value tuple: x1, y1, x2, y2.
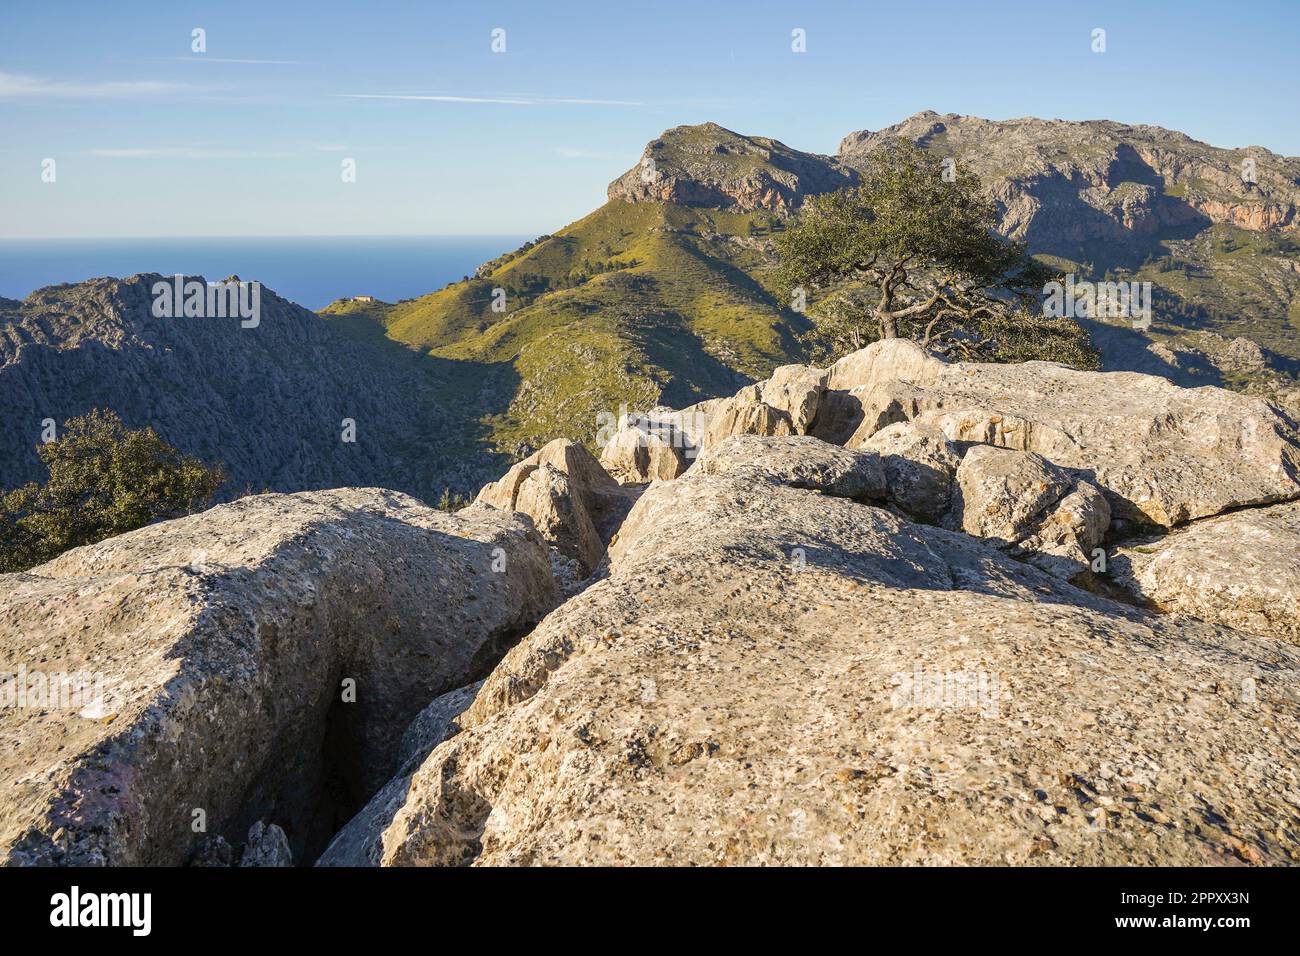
(602, 338, 1300, 537)
(0, 489, 557, 866)
(947, 445, 1110, 580)
(825, 339, 1300, 527)
(475, 439, 640, 575)
(1111, 500, 1300, 643)
(371, 439, 1300, 865)
(9, 335, 1300, 868)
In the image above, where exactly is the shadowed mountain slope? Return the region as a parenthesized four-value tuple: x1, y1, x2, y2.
(0, 274, 507, 499)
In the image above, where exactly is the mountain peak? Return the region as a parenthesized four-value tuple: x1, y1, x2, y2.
(837, 111, 1300, 251)
(607, 122, 856, 213)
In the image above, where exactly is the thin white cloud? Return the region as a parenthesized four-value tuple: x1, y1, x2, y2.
(88, 147, 294, 159)
(549, 98, 644, 106)
(153, 56, 302, 65)
(0, 70, 216, 99)
(336, 93, 643, 107)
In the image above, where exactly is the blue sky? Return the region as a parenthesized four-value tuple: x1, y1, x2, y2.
(2, 0, 1296, 238)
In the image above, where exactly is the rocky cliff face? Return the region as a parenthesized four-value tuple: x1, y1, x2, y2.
(0, 275, 498, 500)
(839, 111, 1300, 254)
(8, 340, 1297, 867)
(608, 122, 856, 213)
(836, 111, 1300, 389)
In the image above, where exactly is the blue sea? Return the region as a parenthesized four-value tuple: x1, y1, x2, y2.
(0, 236, 532, 311)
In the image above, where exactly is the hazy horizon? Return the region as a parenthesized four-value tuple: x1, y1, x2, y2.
(0, 234, 532, 308)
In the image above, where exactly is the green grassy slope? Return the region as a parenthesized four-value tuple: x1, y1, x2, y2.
(1132, 225, 1300, 357)
(324, 209, 1096, 465)
(324, 199, 809, 457)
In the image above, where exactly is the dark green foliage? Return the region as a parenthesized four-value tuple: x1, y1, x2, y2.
(777, 140, 1075, 358)
(1, 410, 226, 572)
(435, 487, 469, 512)
(796, 285, 1100, 369)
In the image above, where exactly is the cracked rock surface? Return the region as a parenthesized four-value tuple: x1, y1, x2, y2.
(9, 336, 1300, 869)
(855, 421, 962, 523)
(849, 341, 1300, 527)
(0, 489, 557, 866)
(372, 445, 1300, 866)
(1111, 500, 1300, 643)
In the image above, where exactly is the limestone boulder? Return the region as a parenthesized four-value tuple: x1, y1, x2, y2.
(855, 421, 962, 522)
(948, 444, 1110, 579)
(0, 489, 557, 866)
(477, 438, 639, 574)
(825, 337, 946, 392)
(597, 401, 724, 484)
(371, 470, 1300, 866)
(948, 445, 1079, 542)
(810, 339, 944, 445)
(755, 364, 828, 434)
(660, 398, 728, 446)
(699, 397, 796, 451)
(1110, 500, 1300, 643)
(598, 413, 691, 484)
(1017, 482, 1112, 580)
(826, 339, 1300, 527)
(239, 821, 293, 867)
(693, 435, 885, 500)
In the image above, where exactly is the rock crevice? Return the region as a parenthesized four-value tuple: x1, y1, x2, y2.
(0, 489, 558, 866)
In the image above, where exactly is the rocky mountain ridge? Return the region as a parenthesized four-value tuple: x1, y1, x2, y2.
(838, 112, 1300, 372)
(324, 111, 1298, 472)
(0, 274, 502, 499)
(607, 121, 857, 213)
(5, 112, 1297, 509)
(839, 111, 1300, 250)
